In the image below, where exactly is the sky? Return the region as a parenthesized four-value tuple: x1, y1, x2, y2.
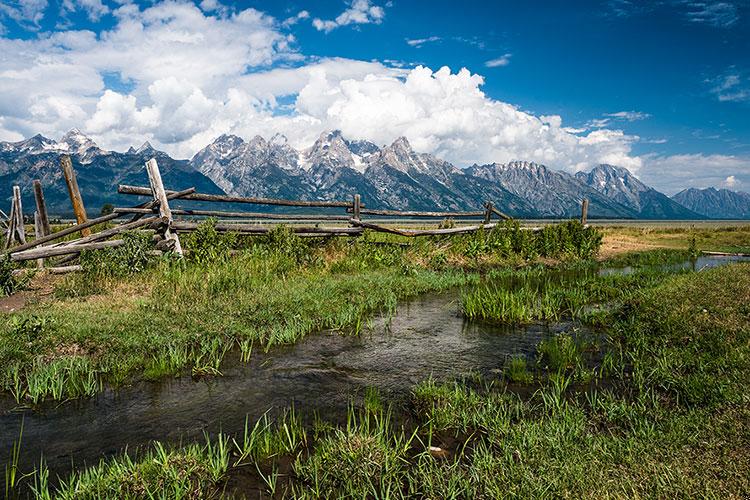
(0, 0, 748, 194)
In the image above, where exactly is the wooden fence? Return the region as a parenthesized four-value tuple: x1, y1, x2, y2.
(1, 155, 533, 270)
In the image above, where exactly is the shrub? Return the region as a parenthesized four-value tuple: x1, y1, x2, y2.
(79, 232, 153, 279)
(183, 218, 236, 265)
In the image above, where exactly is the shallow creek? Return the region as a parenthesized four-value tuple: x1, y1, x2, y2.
(0, 255, 747, 482)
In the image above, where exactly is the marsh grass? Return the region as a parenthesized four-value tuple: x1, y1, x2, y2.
(14, 261, 750, 499)
(1, 219, 603, 403)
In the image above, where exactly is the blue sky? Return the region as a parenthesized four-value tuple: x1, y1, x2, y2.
(0, 0, 748, 193)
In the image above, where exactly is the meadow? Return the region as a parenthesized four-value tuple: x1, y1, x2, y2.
(2, 220, 749, 498)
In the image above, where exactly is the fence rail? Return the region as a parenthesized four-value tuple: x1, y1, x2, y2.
(3, 155, 577, 272)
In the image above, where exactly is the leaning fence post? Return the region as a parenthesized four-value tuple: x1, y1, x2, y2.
(145, 158, 183, 257)
(34, 211, 44, 269)
(33, 180, 51, 236)
(352, 194, 361, 220)
(60, 155, 91, 236)
(4, 196, 16, 249)
(12, 186, 26, 245)
(483, 201, 493, 224)
(580, 198, 589, 225)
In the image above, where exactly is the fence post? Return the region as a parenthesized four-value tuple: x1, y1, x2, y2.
(580, 198, 589, 225)
(60, 155, 91, 236)
(4, 196, 16, 249)
(352, 194, 361, 220)
(145, 158, 183, 257)
(34, 211, 44, 269)
(483, 201, 493, 224)
(12, 186, 26, 245)
(33, 179, 51, 236)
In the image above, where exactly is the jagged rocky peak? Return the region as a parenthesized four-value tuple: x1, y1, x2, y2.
(136, 141, 155, 154)
(579, 164, 647, 192)
(12, 133, 57, 153)
(304, 130, 358, 171)
(377, 136, 421, 173)
(59, 128, 100, 155)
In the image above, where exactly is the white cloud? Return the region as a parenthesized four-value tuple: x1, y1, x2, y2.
(0, 0, 48, 28)
(684, 1, 739, 27)
(61, 0, 109, 22)
(282, 10, 310, 28)
(605, 110, 651, 121)
(722, 175, 738, 188)
(0, 1, 659, 179)
(312, 0, 386, 33)
(406, 36, 440, 47)
(485, 54, 512, 68)
(709, 72, 749, 102)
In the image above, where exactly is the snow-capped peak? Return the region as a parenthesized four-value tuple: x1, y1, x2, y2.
(59, 128, 99, 154)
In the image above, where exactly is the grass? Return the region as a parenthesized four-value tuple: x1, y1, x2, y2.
(461, 263, 685, 324)
(9, 261, 750, 498)
(0, 221, 602, 404)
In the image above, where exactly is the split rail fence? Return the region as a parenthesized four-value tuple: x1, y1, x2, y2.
(1, 155, 588, 271)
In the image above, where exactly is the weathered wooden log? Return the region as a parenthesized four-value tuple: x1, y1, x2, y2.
(33, 180, 51, 236)
(346, 207, 485, 217)
(4, 196, 17, 250)
(4, 212, 121, 255)
(11, 239, 125, 262)
(170, 221, 363, 235)
(491, 207, 512, 220)
(701, 250, 750, 257)
(2, 189, 189, 256)
(114, 207, 351, 221)
(47, 265, 83, 274)
(349, 219, 499, 237)
(118, 185, 356, 208)
(145, 159, 183, 257)
(127, 186, 196, 223)
(581, 198, 589, 225)
(60, 155, 91, 236)
(483, 201, 493, 224)
(34, 211, 44, 269)
(12, 186, 26, 245)
(53, 216, 164, 249)
(352, 194, 361, 220)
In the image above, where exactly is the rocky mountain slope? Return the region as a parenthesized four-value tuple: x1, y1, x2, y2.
(575, 164, 702, 219)
(0, 129, 712, 219)
(672, 187, 750, 219)
(0, 130, 223, 215)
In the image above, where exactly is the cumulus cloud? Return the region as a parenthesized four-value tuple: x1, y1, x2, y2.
(282, 10, 310, 28)
(6, 0, 728, 188)
(485, 54, 512, 68)
(722, 175, 738, 188)
(312, 0, 386, 33)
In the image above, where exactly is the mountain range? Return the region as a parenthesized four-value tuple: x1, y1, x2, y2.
(0, 129, 746, 219)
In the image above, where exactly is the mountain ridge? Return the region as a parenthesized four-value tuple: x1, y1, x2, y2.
(0, 129, 717, 220)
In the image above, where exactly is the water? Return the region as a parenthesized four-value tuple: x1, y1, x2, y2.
(1, 255, 747, 484)
(0, 291, 575, 482)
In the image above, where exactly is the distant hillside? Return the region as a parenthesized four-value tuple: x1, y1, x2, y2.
(672, 187, 750, 219)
